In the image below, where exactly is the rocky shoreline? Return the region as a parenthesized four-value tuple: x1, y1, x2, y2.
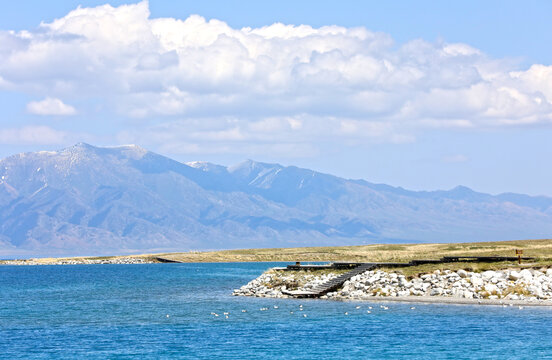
(0, 257, 153, 265)
(233, 267, 552, 305)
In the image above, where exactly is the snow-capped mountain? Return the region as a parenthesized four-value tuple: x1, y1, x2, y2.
(1, 143, 552, 257)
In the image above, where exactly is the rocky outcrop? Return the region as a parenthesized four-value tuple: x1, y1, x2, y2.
(233, 268, 552, 303)
(232, 271, 343, 298)
(1, 257, 152, 265)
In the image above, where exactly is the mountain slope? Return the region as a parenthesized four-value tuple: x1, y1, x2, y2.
(1, 143, 551, 257)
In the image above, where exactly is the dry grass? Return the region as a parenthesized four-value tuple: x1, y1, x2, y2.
(151, 238, 552, 263)
(380, 260, 552, 279)
(4, 238, 552, 266)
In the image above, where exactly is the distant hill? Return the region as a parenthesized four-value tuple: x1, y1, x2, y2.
(1, 143, 552, 257)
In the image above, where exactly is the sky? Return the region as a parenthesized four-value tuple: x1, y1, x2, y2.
(0, 1, 551, 196)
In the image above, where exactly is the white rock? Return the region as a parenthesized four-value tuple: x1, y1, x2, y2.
(482, 271, 497, 279)
(471, 276, 484, 287)
(457, 269, 468, 278)
(398, 290, 410, 297)
(484, 284, 499, 294)
(430, 288, 443, 296)
(509, 271, 521, 281)
(519, 269, 533, 282)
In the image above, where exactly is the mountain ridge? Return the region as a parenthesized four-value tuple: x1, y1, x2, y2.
(1, 143, 551, 257)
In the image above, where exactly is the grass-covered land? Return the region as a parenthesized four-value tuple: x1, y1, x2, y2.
(153, 238, 552, 265)
(3, 239, 552, 271)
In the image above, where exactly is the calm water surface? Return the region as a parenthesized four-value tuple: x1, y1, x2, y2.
(1, 263, 552, 359)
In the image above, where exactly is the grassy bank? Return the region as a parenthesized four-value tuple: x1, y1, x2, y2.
(3, 239, 552, 267)
(152, 238, 552, 264)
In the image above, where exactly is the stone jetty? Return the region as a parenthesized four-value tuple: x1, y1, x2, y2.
(233, 268, 552, 303)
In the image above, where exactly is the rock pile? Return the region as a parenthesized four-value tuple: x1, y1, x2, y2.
(233, 271, 341, 298)
(326, 268, 552, 301)
(1, 257, 152, 265)
(234, 268, 552, 303)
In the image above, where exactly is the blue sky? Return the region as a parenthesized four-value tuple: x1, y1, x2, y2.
(0, 1, 551, 196)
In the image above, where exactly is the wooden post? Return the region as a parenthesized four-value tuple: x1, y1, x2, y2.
(516, 249, 523, 265)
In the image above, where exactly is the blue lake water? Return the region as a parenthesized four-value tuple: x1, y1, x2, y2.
(2, 263, 552, 359)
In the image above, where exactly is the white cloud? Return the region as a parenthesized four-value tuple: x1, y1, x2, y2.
(0, 126, 68, 145)
(26, 97, 76, 116)
(1, 1, 552, 155)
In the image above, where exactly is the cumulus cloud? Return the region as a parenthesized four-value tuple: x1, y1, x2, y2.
(1, 1, 552, 155)
(26, 97, 76, 116)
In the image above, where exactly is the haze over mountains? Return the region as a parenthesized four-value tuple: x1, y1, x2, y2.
(1, 143, 551, 257)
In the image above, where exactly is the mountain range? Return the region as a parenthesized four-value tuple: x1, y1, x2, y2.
(1, 143, 551, 257)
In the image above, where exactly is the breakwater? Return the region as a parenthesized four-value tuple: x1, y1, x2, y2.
(1, 257, 152, 265)
(233, 267, 552, 304)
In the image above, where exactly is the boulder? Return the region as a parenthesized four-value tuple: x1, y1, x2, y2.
(484, 283, 499, 294)
(482, 270, 497, 279)
(398, 290, 410, 297)
(509, 271, 521, 281)
(457, 269, 468, 278)
(430, 288, 443, 296)
(519, 269, 533, 282)
(471, 276, 484, 287)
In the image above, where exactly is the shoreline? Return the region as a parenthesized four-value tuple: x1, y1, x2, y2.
(332, 295, 552, 307)
(0, 257, 156, 265)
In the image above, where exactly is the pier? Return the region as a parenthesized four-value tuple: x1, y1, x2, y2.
(281, 255, 534, 298)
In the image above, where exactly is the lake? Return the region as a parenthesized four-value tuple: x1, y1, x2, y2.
(1, 263, 552, 359)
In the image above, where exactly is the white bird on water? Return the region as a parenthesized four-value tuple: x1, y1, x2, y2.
(355, 306, 361, 309)
(166, 314, 170, 318)
(344, 312, 349, 315)
(410, 307, 416, 310)
(366, 311, 371, 314)
(273, 306, 279, 309)
(519, 306, 524, 310)
(303, 314, 307, 318)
